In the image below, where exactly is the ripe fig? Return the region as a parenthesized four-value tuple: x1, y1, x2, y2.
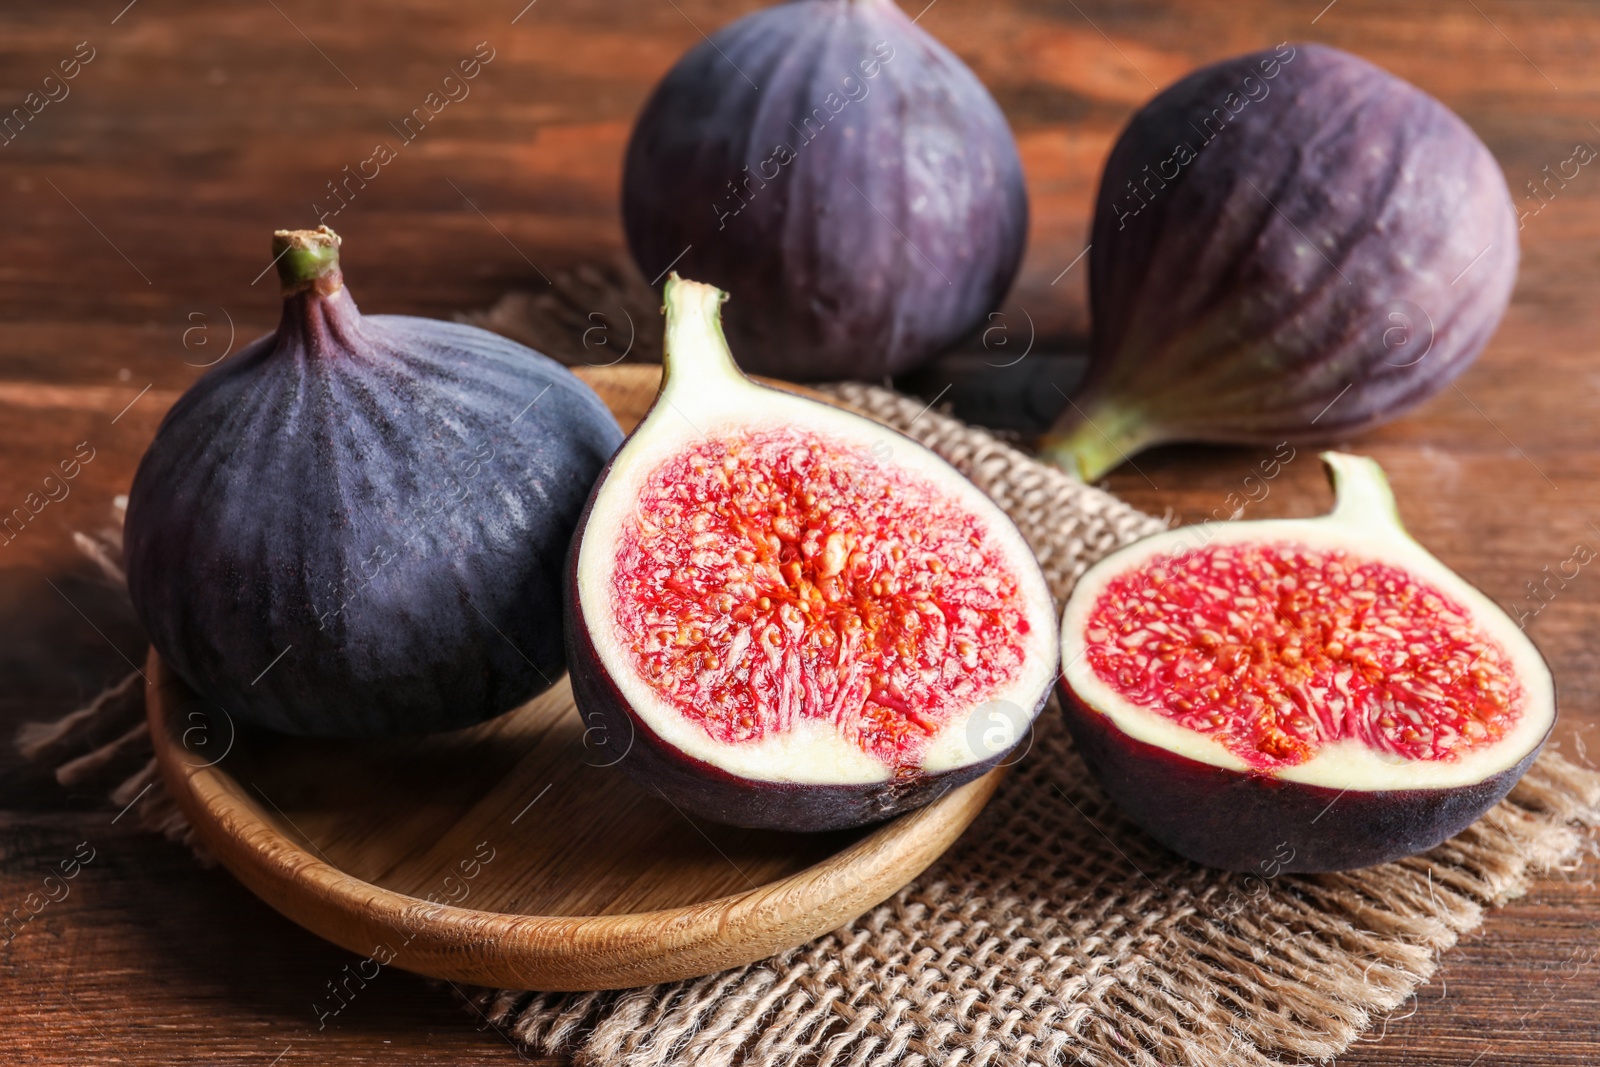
(1042, 43, 1519, 480)
(1058, 453, 1555, 872)
(125, 227, 624, 736)
(621, 0, 1028, 381)
(567, 276, 1058, 831)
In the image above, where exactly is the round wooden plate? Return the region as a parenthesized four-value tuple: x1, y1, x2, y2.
(145, 364, 1006, 992)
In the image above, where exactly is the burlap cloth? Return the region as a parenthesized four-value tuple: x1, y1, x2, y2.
(21, 265, 1600, 1066)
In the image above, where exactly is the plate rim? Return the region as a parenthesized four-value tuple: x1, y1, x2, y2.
(146, 650, 1006, 991)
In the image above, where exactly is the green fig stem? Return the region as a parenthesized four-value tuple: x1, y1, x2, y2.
(1038, 401, 1161, 481)
(1322, 451, 1404, 530)
(273, 226, 343, 297)
(660, 273, 742, 394)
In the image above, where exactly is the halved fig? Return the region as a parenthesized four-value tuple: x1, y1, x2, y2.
(1059, 453, 1554, 871)
(567, 276, 1058, 831)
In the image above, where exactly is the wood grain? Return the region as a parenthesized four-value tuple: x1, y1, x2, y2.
(2, 0, 1598, 1062)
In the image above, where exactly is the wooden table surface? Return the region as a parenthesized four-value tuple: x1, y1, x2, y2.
(3, 1, 1598, 1063)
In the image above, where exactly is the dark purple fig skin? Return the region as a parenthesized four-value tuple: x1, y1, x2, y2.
(1046, 43, 1518, 477)
(621, 0, 1028, 381)
(1057, 678, 1549, 872)
(125, 285, 624, 737)
(563, 444, 1037, 833)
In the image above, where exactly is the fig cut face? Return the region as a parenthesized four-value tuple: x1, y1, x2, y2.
(614, 426, 1038, 771)
(568, 277, 1058, 830)
(1059, 453, 1555, 871)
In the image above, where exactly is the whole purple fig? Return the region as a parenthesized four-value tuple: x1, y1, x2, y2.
(1042, 43, 1518, 480)
(621, 0, 1028, 381)
(124, 227, 624, 736)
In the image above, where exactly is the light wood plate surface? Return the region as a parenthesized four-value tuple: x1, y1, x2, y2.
(144, 364, 1005, 992)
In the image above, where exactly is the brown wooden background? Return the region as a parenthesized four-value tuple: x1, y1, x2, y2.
(3, 0, 1598, 1063)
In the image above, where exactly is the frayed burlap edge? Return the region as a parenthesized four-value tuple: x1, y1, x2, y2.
(19, 275, 1600, 1066)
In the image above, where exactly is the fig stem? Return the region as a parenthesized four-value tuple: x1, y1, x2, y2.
(273, 226, 343, 296)
(1322, 451, 1403, 529)
(660, 273, 740, 391)
(1038, 403, 1159, 481)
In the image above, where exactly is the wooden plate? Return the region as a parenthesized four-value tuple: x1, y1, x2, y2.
(145, 364, 1004, 991)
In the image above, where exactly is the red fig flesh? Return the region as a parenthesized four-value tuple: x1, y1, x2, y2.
(1058, 453, 1554, 871)
(567, 277, 1058, 831)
